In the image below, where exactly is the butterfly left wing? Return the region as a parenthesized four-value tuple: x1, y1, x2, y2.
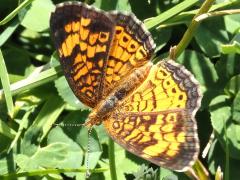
(50, 2, 115, 108)
(103, 60, 202, 171)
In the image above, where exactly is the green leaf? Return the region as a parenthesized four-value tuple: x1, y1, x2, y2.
(232, 91, 240, 123)
(177, 50, 219, 89)
(221, 33, 240, 54)
(52, 111, 102, 171)
(0, 158, 8, 175)
(1, 0, 240, 179)
(21, 95, 65, 156)
(224, 74, 240, 96)
(83, 128, 102, 169)
(115, 0, 131, 11)
(215, 53, 240, 85)
(47, 127, 84, 177)
(224, 14, 240, 34)
(0, 18, 19, 47)
(32, 143, 68, 167)
(15, 154, 38, 171)
(19, 0, 55, 32)
(16, 142, 68, 171)
(194, 17, 229, 58)
(55, 76, 89, 110)
(177, 50, 219, 107)
(95, 124, 109, 144)
(2, 47, 33, 82)
(208, 139, 240, 179)
(210, 95, 231, 133)
(0, 119, 16, 139)
(152, 28, 171, 52)
(56, 110, 89, 147)
(209, 95, 240, 159)
(50, 51, 60, 68)
(103, 143, 142, 180)
(221, 41, 240, 54)
(133, 164, 159, 180)
(7, 108, 33, 153)
(159, 168, 177, 180)
(94, 0, 131, 11)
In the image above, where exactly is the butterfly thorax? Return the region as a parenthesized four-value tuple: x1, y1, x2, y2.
(85, 62, 152, 128)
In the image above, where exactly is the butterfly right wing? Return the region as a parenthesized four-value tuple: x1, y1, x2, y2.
(102, 12, 156, 96)
(103, 60, 202, 171)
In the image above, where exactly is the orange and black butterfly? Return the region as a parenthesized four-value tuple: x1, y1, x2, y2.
(50, 1, 202, 171)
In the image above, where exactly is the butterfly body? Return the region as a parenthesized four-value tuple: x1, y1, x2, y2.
(86, 62, 152, 127)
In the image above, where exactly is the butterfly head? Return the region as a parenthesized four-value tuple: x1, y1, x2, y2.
(84, 111, 99, 128)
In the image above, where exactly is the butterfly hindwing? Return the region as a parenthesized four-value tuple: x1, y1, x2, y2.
(103, 60, 202, 171)
(123, 60, 201, 113)
(104, 110, 198, 171)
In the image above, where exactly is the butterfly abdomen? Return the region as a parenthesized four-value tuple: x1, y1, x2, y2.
(85, 62, 152, 127)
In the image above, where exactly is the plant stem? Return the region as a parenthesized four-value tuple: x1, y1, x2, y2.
(108, 137, 117, 180)
(192, 159, 210, 180)
(175, 0, 215, 58)
(224, 119, 229, 180)
(0, 167, 108, 179)
(195, 9, 240, 21)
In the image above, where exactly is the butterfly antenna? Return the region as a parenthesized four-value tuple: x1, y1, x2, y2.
(53, 122, 93, 178)
(86, 127, 93, 178)
(53, 123, 85, 127)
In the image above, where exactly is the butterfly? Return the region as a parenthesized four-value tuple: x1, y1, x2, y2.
(50, 1, 202, 171)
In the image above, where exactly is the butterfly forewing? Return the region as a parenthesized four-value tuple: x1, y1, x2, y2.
(50, 2, 115, 107)
(102, 12, 155, 96)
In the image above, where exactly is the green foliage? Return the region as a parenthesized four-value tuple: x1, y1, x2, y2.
(0, 0, 240, 179)
(19, 0, 55, 32)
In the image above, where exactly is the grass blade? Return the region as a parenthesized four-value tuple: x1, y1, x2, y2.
(0, 65, 61, 98)
(0, 49, 14, 117)
(0, 0, 35, 26)
(0, 18, 19, 47)
(145, 0, 199, 30)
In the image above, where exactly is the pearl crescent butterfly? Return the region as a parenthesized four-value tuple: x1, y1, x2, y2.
(50, 1, 202, 171)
